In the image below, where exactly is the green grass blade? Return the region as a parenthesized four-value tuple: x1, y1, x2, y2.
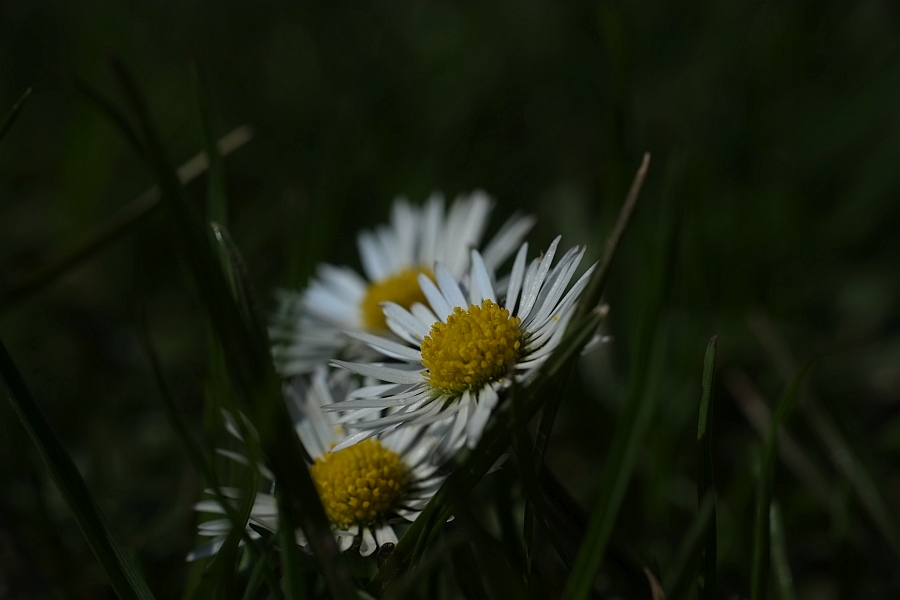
(190, 59, 228, 226)
(697, 336, 718, 599)
(0, 87, 32, 144)
(0, 337, 156, 600)
(769, 501, 796, 600)
(750, 364, 813, 600)
(662, 492, 716, 599)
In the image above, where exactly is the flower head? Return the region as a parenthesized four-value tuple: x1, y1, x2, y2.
(270, 192, 534, 375)
(188, 367, 444, 560)
(329, 236, 602, 460)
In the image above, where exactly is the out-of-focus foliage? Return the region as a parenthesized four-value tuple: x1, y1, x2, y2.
(0, 4, 899, 599)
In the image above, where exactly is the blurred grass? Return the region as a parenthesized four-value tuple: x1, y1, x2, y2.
(0, 4, 899, 598)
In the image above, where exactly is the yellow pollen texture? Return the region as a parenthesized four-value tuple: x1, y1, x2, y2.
(310, 439, 408, 529)
(360, 267, 433, 330)
(421, 299, 523, 394)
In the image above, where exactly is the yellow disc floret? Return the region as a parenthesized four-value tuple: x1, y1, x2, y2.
(310, 439, 408, 529)
(421, 299, 523, 395)
(360, 267, 433, 330)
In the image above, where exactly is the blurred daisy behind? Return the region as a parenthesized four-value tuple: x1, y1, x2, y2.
(188, 367, 445, 560)
(328, 236, 604, 460)
(270, 192, 534, 376)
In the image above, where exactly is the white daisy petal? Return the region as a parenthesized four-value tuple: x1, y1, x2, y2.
(345, 331, 422, 361)
(481, 214, 537, 271)
(360, 527, 377, 556)
(330, 360, 425, 384)
(418, 273, 453, 322)
(468, 250, 496, 304)
(375, 524, 399, 546)
(382, 302, 430, 343)
(357, 231, 388, 282)
(518, 235, 560, 320)
(435, 263, 467, 308)
(409, 302, 439, 329)
(504, 242, 528, 314)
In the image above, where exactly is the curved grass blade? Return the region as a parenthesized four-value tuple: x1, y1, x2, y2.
(0, 337, 156, 600)
(0, 87, 32, 144)
(769, 501, 796, 600)
(750, 364, 813, 600)
(108, 60, 355, 599)
(697, 336, 718, 599)
(662, 492, 716, 599)
(0, 126, 254, 311)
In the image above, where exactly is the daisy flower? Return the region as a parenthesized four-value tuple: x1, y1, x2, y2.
(328, 236, 602, 460)
(188, 367, 445, 560)
(270, 192, 534, 376)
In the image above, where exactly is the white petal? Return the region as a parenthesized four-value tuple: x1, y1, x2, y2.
(345, 331, 422, 361)
(518, 236, 560, 320)
(466, 386, 498, 448)
(418, 193, 444, 267)
(525, 246, 585, 328)
(435, 263, 467, 308)
(504, 242, 528, 314)
(468, 250, 496, 304)
(338, 532, 354, 551)
(382, 302, 430, 343)
(481, 214, 536, 270)
(330, 360, 425, 384)
(392, 200, 417, 267)
(360, 527, 377, 556)
(375, 524, 398, 546)
(356, 231, 385, 282)
(418, 273, 452, 322)
(409, 302, 439, 330)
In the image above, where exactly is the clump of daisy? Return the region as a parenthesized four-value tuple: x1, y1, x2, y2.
(328, 236, 604, 459)
(188, 367, 444, 560)
(270, 192, 534, 376)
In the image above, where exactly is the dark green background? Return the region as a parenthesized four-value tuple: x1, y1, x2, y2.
(1, 5, 898, 598)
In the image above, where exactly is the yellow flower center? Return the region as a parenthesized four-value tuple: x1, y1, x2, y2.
(310, 439, 408, 529)
(360, 267, 433, 330)
(420, 299, 523, 395)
